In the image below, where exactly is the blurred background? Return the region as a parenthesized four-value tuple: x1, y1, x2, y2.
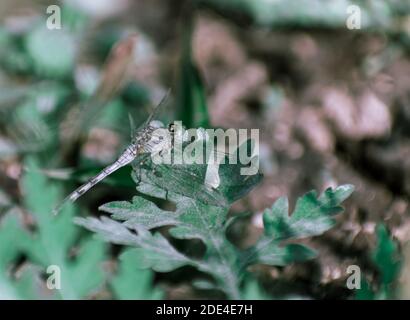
(0, 0, 409, 299)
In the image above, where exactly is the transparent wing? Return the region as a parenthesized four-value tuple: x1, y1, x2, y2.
(143, 89, 171, 126)
(136, 160, 228, 207)
(134, 139, 258, 207)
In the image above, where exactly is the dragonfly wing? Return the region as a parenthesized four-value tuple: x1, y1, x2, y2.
(141, 162, 227, 207)
(143, 89, 171, 126)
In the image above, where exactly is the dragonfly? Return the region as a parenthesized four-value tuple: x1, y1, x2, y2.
(53, 91, 172, 215)
(53, 94, 249, 214)
(131, 132, 255, 208)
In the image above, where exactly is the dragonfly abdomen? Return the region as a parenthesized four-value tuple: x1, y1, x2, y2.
(53, 147, 137, 214)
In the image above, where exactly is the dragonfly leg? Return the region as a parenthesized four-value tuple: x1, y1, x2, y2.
(134, 163, 143, 185)
(132, 154, 150, 184)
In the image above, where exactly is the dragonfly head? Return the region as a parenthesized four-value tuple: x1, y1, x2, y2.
(168, 123, 175, 133)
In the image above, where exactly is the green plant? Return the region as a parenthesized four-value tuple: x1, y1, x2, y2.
(76, 140, 354, 299)
(0, 157, 162, 300)
(0, 211, 40, 299)
(356, 224, 401, 300)
(0, 6, 165, 300)
(21, 157, 106, 299)
(199, 0, 395, 29)
(110, 249, 163, 300)
(0, 157, 106, 299)
(177, 12, 210, 129)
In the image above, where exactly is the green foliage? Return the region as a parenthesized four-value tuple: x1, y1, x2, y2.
(21, 157, 106, 299)
(0, 158, 162, 300)
(0, 28, 32, 74)
(177, 16, 210, 128)
(372, 224, 401, 287)
(25, 25, 77, 78)
(76, 140, 354, 299)
(0, 211, 40, 299)
(200, 0, 395, 29)
(357, 224, 401, 300)
(110, 249, 163, 300)
(242, 185, 354, 268)
(241, 279, 270, 300)
(60, 4, 89, 32)
(0, 81, 71, 161)
(263, 186, 354, 241)
(0, 0, 367, 301)
(0, 6, 165, 300)
(22, 4, 88, 78)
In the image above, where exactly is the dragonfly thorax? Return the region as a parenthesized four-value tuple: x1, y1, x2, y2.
(133, 120, 171, 155)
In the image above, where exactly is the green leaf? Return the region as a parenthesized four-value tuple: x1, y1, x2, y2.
(241, 185, 354, 268)
(356, 278, 375, 300)
(61, 4, 89, 32)
(25, 24, 76, 78)
(20, 157, 107, 299)
(0, 213, 26, 271)
(77, 140, 261, 298)
(0, 212, 40, 300)
(133, 139, 262, 208)
(241, 278, 270, 300)
(356, 224, 401, 300)
(0, 29, 32, 73)
(111, 249, 164, 300)
(75, 217, 191, 273)
(263, 185, 354, 240)
(77, 134, 353, 299)
(372, 224, 401, 293)
(177, 17, 210, 128)
(245, 240, 317, 267)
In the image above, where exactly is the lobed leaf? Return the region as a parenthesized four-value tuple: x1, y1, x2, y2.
(241, 185, 354, 269)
